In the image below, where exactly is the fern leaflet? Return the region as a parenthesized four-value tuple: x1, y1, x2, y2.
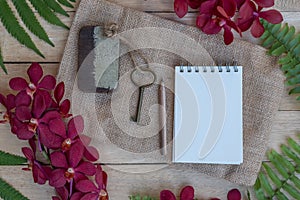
(43, 0, 69, 17)
(260, 20, 300, 100)
(28, 0, 69, 29)
(0, 177, 30, 200)
(254, 137, 300, 199)
(12, 0, 54, 47)
(0, 0, 44, 58)
(0, 150, 27, 165)
(0, 46, 7, 74)
(58, 0, 74, 8)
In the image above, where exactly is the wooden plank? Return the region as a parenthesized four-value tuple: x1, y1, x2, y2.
(1, 11, 300, 62)
(53, 0, 300, 12)
(0, 165, 250, 200)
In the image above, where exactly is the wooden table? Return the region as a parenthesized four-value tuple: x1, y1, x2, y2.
(0, 1, 300, 199)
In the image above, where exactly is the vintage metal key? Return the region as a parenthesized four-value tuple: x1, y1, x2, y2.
(131, 67, 156, 124)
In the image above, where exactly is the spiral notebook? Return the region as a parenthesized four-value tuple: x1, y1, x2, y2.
(173, 66, 243, 164)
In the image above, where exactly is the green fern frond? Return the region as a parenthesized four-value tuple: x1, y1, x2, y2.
(58, 0, 74, 8)
(129, 195, 157, 200)
(0, 46, 7, 74)
(0, 0, 44, 58)
(43, 0, 69, 17)
(254, 137, 300, 199)
(11, 0, 54, 47)
(0, 150, 27, 165)
(260, 20, 300, 100)
(28, 0, 69, 29)
(0, 177, 30, 200)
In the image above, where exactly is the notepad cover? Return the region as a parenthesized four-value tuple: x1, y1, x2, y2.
(173, 66, 243, 164)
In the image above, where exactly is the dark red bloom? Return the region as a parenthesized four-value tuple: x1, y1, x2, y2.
(238, 0, 283, 37)
(9, 62, 56, 99)
(76, 165, 109, 200)
(49, 143, 96, 188)
(196, 0, 241, 44)
(22, 139, 51, 184)
(160, 186, 194, 200)
(53, 82, 71, 118)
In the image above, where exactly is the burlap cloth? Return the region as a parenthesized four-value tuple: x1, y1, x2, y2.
(57, 0, 284, 186)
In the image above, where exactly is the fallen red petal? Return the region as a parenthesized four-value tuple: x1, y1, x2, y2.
(174, 0, 188, 18)
(227, 188, 242, 200)
(180, 186, 194, 200)
(160, 190, 176, 200)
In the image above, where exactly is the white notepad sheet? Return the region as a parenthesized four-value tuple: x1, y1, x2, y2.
(173, 66, 243, 164)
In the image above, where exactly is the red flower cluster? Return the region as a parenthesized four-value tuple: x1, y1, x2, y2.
(0, 63, 108, 200)
(174, 0, 283, 44)
(160, 186, 241, 200)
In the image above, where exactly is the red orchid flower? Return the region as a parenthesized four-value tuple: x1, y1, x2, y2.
(76, 165, 109, 200)
(238, 0, 283, 37)
(62, 115, 99, 161)
(160, 186, 194, 200)
(49, 142, 96, 189)
(0, 94, 15, 123)
(13, 93, 48, 140)
(9, 62, 56, 99)
(197, 0, 241, 45)
(53, 82, 71, 118)
(22, 139, 51, 184)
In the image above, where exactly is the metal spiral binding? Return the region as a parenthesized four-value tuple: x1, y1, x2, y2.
(178, 65, 239, 73)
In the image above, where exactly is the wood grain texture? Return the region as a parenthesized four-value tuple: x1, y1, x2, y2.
(0, 165, 250, 200)
(1, 12, 300, 62)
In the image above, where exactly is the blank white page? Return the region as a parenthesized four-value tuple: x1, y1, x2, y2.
(173, 66, 243, 164)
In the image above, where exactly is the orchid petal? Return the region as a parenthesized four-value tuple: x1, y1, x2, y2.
(68, 115, 84, 138)
(160, 190, 176, 200)
(95, 165, 107, 188)
(54, 82, 65, 103)
(15, 106, 31, 121)
(254, 0, 274, 8)
(259, 10, 283, 24)
(68, 141, 84, 167)
(49, 118, 66, 138)
(79, 134, 91, 146)
(200, 0, 217, 14)
(84, 146, 99, 162)
(180, 186, 194, 200)
(32, 164, 47, 184)
(76, 161, 96, 176)
(224, 26, 234, 45)
(28, 63, 43, 85)
(70, 192, 83, 200)
(16, 127, 34, 140)
(6, 94, 16, 110)
(251, 18, 265, 38)
(227, 188, 242, 200)
(39, 75, 56, 90)
(39, 110, 61, 123)
(81, 193, 98, 200)
(196, 14, 210, 28)
(238, 16, 254, 32)
(49, 169, 66, 188)
(15, 91, 30, 107)
(32, 93, 46, 118)
(236, 0, 245, 9)
(36, 90, 53, 109)
(50, 151, 68, 168)
(187, 0, 202, 9)
(9, 77, 28, 91)
(29, 138, 36, 153)
(217, 6, 229, 18)
(76, 179, 98, 193)
(56, 186, 69, 200)
(202, 19, 222, 34)
(59, 99, 70, 116)
(238, 0, 255, 19)
(39, 124, 63, 149)
(222, 0, 236, 17)
(174, 0, 188, 18)
(22, 147, 34, 161)
(0, 94, 6, 107)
